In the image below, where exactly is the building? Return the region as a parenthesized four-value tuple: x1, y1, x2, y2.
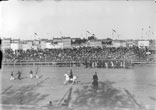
(88, 40, 102, 47)
(51, 42, 63, 49)
(22, 40, 33, 50)
(112, 40, 120, 47)
(148, 39, 156, 53)
(72, 44, 81, 48)
(10, 43, 18, 51)
(32, 39, 41, 49)
(22, 42, 29, 51)
(53, 38, 62, 43)
(119, 40, 126, 47)
(33, 39, 40, 45)
(10, 39, 22, 51)
(46, 42, 51, 49)
(80, 42, 89, 47)
(112, 40, 126, 48)
(62, 37, 71, 48)
(101, 38, 112, 47)
(137, 40, 150, 48)
(40, 39, 47, 49)
(31, 45, 38, 50)
(126, 40, 137, 47)
(2, 38, 11, 50)
(46, 42, 52, 49)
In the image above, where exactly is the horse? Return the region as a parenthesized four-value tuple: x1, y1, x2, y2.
(64, 74, 78, 84)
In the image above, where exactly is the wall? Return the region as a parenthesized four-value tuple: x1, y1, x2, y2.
(22, 43, 32, 51)
(112, 41, 121, 47)
(10, 43, 19, 51)
(46, 42, 52, 49)
(62, 38, 71, 48)
(51, 42, 63, 49)
(138, 40, 149, 48)
(89, 40, 102, 47)
(40, 41, 46, 49)
(2, 39, 11, 50)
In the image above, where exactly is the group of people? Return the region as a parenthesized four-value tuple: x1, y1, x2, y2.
(3, 46, 149, 64)
(10, 68, 97, 87)
(84, 59, 133, 69)
(10, 69, 39, 80)
(10, 71, 22, 80)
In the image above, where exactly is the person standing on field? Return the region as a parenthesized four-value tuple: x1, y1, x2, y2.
(10, 72, 14, 80)
(92, 72, 99, 89)
(17, 70, 22, 80)
(30, 70, 33, 78)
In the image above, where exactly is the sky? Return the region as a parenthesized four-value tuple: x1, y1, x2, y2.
(0, 0, 155, 40)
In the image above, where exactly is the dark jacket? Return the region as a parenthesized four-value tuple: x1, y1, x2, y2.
(69, 72, 73, 79)
(93, 74, 98, 81)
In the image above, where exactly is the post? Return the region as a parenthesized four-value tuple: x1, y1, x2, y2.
(124, 88, 143, 109)
(57, 83, 74, 106)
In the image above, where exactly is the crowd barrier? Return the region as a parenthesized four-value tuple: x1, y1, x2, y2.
(2, 61, 82, 67)
(2, 59, 134, 69)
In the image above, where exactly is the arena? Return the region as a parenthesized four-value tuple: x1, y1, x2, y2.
(0, 64, 156, 110)
(0, 0, 156, 109)
(1, 45, 156, 110)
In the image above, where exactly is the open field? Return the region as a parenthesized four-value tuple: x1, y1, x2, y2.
(0, 64, 156, 109)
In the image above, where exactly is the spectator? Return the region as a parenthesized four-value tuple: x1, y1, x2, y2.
(3, 46, 149, 66)
(17, 70, 22, 80)
(30, 70, 33, 78)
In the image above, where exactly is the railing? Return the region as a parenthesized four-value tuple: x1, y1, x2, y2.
(3, 58, 155, 68)
(2, 59, 135, 69)
(2, 60, 83, 67)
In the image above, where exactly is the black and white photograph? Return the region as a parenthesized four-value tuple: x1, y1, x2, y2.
(0, 0, 156, 110)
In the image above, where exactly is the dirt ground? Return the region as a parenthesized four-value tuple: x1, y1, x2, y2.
(0, 65, 156, 110)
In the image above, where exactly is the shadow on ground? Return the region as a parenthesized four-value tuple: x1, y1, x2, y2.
(1, 78, 49, 105)
(72, 81, 141, 110)
(1, 80, 152, 110)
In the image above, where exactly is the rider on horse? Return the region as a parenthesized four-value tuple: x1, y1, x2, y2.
(69, 69, 73, 81)
(64, 69, 78, 84)
(93, 72, 98, 81)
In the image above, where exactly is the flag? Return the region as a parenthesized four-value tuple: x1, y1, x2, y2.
(117, 34, 119, 38)
(86, 31, 90, 33)
(112, 29, 116, 33)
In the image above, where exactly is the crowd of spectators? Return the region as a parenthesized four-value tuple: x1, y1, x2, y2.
(3, 46, 149, 63)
